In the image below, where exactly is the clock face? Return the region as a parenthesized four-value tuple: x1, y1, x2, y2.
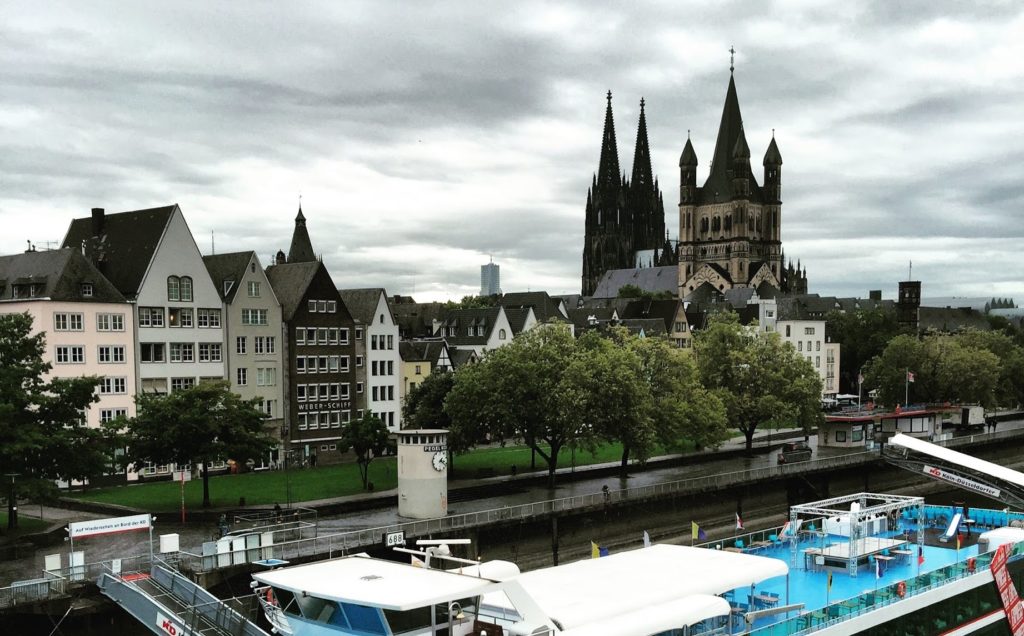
(432, 451, 447, 472)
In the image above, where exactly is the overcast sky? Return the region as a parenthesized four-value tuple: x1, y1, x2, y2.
(2, 1, 1022, 303)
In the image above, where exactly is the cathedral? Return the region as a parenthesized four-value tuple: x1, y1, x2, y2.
(582, 61, 808, 299)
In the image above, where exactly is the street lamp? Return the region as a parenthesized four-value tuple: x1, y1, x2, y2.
(5, 473, 19, 530)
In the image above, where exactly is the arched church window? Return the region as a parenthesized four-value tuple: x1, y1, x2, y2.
(725, 214, 732, 231)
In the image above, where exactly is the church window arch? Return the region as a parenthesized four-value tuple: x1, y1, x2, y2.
(724, 214, 732, 231)
(712, 216, 721, 232)
(756, 216, 762, 233)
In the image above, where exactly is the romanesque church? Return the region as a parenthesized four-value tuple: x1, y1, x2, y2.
(582, 65, 808, 299)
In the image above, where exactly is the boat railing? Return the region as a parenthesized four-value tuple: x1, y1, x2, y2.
(746, 539, 1024, 635)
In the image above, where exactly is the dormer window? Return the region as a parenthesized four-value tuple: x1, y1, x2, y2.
(81, 283, 93, 297)
(223, 280, 235, 296)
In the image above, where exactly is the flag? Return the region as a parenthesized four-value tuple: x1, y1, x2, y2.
(692, 522, 707, 541)
(735, 513, 744, 531)
(643, 531, 651, 548)
(957, 534, 962, 550)
(917, 546, 924, 566)
(591, 542, 600, 559)
(780, 521, 791, 537)
(875, 557, 882, 580)
(599, 546, 610, 557)
(827, 572, 833, 593)
(907, 371, 915, 383)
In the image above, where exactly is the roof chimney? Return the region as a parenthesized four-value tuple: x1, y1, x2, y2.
(91, 208, 105, 236)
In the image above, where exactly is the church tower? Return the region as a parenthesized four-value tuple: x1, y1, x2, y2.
(677, 55, 793, 301)
(582, 93, 666, 295)
(287, 205, 317, 263)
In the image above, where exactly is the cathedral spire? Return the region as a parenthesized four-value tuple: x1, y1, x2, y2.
(631, 98, 653, 190)
(596, 90, 621, 193)
(287, 204, 317, 263)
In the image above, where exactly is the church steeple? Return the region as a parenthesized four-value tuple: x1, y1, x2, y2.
(627, 97, 665, 252)
(596, 90, 621, 194)
(287, 204, 317, 263)
(630, 98, 653, 191)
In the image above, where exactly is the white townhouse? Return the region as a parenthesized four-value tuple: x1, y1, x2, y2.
(63, 206, 227, 397)
(0, 248, 137, 430)
(338, 289, 403, 432)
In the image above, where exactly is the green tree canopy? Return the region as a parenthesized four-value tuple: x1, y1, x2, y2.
(694, 312, 824, 451)
(825, 307, 911, 394)
(444, 295, 498, 310)
(125, 381, 274, 507)
(0, 313, 118, 528)
(445, 325, 582, 487)
(340, 412, 390, 490)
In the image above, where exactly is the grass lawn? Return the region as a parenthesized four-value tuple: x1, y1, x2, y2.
(0, 511, 50, 536)
(68, 440, 695, 511)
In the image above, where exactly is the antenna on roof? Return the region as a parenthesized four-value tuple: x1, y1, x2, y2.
(211, 231, 215, 255)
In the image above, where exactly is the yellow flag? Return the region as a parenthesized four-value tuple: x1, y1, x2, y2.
(591, 541, 600, 559)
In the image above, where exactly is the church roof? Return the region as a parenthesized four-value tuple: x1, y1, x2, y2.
(203, 251, 255, 303)
(287, 205, 317, 263)
(698, 75, 763, 205)
(591, 265, 678, 299)
(265, 261, 321, 320)
(61, 205, 177, 299)
(679, 137, 698, 167)
(763, 136, 783, 166)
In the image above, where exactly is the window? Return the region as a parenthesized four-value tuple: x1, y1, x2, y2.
(54, 313, 84, 331)
(329, 383, 339, 400)
(317, 328, 328, 344)
(296, 357, 307, 374)
(816, 356, 821, 368)
(785, 325, 791, 337)
(387, 360, 393, 375)
(816, 341, 821, 352)
(356, 382, 364, 394)
(340, 356, 350, 372)
(415, 364, 422, 375)
(260, 399, 275, 417)
(318, 356, 329, 372)
(327, 301, 336, 313)
(296, 385, 307, 402)
(341, 384, 351, 399)
(328, 328, 339, 344)
(340, 328, 349, 344)
(798, 341, 803, 352)
(237, 368, 248, 385)
(804, 327, 816, 335)
(167, 276, 180, 301)
(97, 313, 125, 331)
(81, 283, 93, 297)
(198, 343, 222, 362)
(236, 336, 247, 354)
(498, 329, 507, 340)
(99, 377, 127, 394)
(371, 335, 378, 350)
(171, 377, 195, 392)
(330, 412, 341, 428)
(197, 309, 221, 328)
(298, 413, 308, 430)
(317, 301, 327, 313)
(139, 307, 164, 327)
(387, 335, 394, 350)
(98, 345, 126, 363)
(99, 408, 128, 424)
(308, 300, 318, 312)
(372, 386, 379, 401)
(836, 430, 847, 442)
(328, 356, 340, 373)
(305, 328, 316, 343)
(379, 313, 384, 324)
(387, 386, 394, 400)
(169, 342, 194, 362)
(241, 309, 268, 325)
(296, 328, 305, 344)
(356, 355, 364, 367)
(180, 276, 193, 301)
(56, 345, 85, 364)
(247, 281, 260, 297)
(140, 343, 165, 363)
(766, 310, 774, 318)
(257, 368, 276, 386)
(355, 327, 363, 340)
(372, 361, 378, 376)
(168, 307, 193, 327)
(254, 337, 265, 355)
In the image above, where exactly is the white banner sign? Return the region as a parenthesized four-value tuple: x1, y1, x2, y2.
(69, 513, 152, 539)
(923, 464, 1002, 499)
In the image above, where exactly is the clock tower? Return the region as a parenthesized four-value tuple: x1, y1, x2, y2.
(397, 429, 449, 519)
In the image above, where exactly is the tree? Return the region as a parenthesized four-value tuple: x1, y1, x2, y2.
(825, 307, 911, 394)
(126, 381, 274, 507)
(403, 370, 454, 431)
(446, 325, 583, 487)
(959, 330, 1024, 407)
(694, 312, 823, 452)
(340, 412, 390, 490)
(444, 295, 498, 310)
(0, 313, 115, 529)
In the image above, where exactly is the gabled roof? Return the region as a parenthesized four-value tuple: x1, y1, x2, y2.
(0, 248, 125, 303)
(392, 301, 448, 339)
(499, 291, 568, 323)
(439, 306, 503, 345)
(592, 265, 678, 299)
(621, 298, 683, 333)
(567, 306, 618, 330)
(265, 261, 321, 320)
(399, 339, 447, 366)
(338, 288, 387, 325)
(61, 205, 177, 299)
(448, 347, 477, 368)
(504, 307, 534, 335)
(203, 251, 254, 303)
(620, 318, 667, 337)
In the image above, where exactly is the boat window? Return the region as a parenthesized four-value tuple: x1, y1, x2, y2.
(340, 602, 387, 635)
(383, 606, 432, 632)
(271, 587, 300, 616)
(296, 594, 334, 622)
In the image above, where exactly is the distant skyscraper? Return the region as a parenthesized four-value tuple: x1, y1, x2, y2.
(480, 260, 500, 296)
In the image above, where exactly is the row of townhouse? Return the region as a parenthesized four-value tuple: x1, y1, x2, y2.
(0, 204, 410, 479)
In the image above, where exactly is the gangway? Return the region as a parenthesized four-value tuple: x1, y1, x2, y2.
(98, 561, 269, 636)
(883, 433, 1024, 509)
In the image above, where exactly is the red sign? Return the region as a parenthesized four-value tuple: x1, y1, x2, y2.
(990, 544, 1024, 635)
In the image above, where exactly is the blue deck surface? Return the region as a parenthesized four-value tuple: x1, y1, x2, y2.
(726, 529, 978, 631)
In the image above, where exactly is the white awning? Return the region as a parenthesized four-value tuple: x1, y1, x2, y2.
(557, 595, 730, 636)
(890, 433, 1024, 489)
(484, 544, 787, 632)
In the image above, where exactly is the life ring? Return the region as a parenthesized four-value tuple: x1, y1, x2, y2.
(967, 557, 977, 573)
(896, 581, 906, 598)
(265, 588, 278, 606)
